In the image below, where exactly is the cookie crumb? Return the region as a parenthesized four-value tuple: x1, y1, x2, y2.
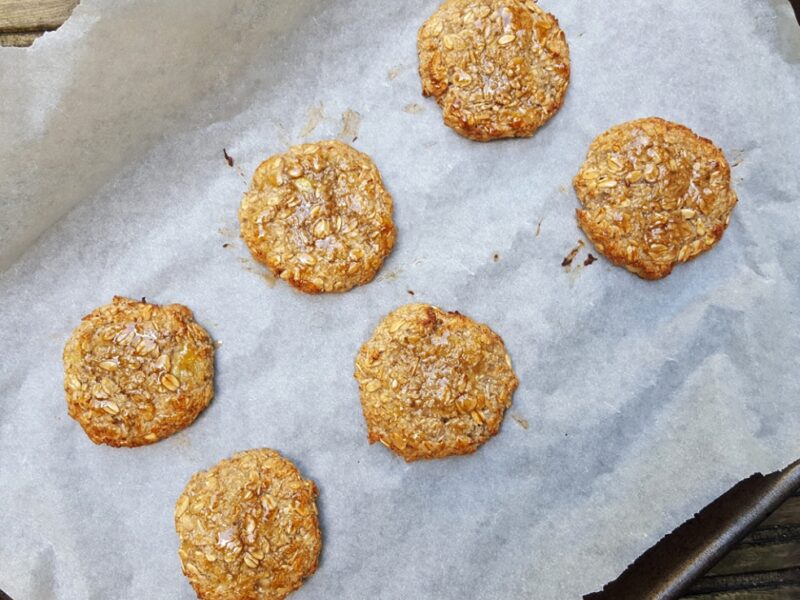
(223, 148, 234, 168)
(583, 253, 597, 266)
(561, 240, 585, 267)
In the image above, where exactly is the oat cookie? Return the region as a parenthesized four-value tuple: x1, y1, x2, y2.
(239, 141, 396, 293)
(63, 296, 214, 447)
(355, 303, 518, 461)
(175, 449, 321, 600)
(418, 0, 570, 141)
(573, 117, 738, 279)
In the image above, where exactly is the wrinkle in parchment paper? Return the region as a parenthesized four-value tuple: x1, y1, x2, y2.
(1, 1, 799, 599)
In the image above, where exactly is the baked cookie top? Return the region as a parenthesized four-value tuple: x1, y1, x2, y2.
(355, 303, 518, 462)
(175, 449, 321, 600)
(418, 0, 570, 141)
(574, 117, 738, 279)
(63, 296, 214, 447)
(239, 140, 396, 294)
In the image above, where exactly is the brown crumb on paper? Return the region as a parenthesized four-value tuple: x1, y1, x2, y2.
(536, 219, 543, 237)
(223, 148, 234, 168)
(584, 253, 597, 266)
(512, 414, 529, 430)
(493, 253, 500, 262)
(408, 290, 415, 296)
(562, 241, 585, 267)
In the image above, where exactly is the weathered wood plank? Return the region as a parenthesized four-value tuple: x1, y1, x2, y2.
(707, 542, 800, 577)
(688, 588, 800, 600)
(0, 0, 78, 32)
(0, 31, 42, 47)
(743, 525, 800, 547)
(685, 490, 800, 598)
(759, 498, 800, 528)
(687, 569, 800, 598)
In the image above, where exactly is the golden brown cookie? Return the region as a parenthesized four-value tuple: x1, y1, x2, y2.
(175, 449, 321, 600)
(355, 303, 518, 462)
(573, 117, 739, 279)
(418, 0, 570, 141)
(239, 141, 396, 293)
(63, 296, 214, 447)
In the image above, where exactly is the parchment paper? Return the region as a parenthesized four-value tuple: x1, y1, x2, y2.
(2, 1, 800, 599)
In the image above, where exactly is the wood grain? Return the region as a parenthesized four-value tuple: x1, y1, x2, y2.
(0, 0, 78, 46)
(760, 497, 800, 528)
(0, 31, 43, 46)
(684, 488, 800, 598)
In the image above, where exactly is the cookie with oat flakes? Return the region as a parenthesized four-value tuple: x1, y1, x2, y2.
(63, 296, 214, 447)
(238, 140, 396, 294)
(418, 0, 570, 141)
(355, 303, 518, 462)
(573, 117, 738, 279)
(175, 449, 321, 600)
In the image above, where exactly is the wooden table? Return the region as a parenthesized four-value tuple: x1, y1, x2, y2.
(0, 0, 78, 46)
(684, 487, 800, 599)
(2, 1, 800, 599)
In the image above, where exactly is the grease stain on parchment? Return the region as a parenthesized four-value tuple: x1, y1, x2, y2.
(512, 414, 529, 430)
(238, 256, 277, 287)
(403, 103, 425, 114)
(388, 64, 405, 80)
(301, 102, 326, 137)
(377, 268, 402, 283)
(338, 109, 362, 143)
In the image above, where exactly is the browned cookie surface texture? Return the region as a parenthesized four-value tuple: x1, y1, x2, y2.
(239, 140, 396, 293)
(175, 448, 321, 600)
(355, 303, 518, 461)
(574, 117, 738, 279)
(418, 0, 570, 141)
(63, 296, 214, 447)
